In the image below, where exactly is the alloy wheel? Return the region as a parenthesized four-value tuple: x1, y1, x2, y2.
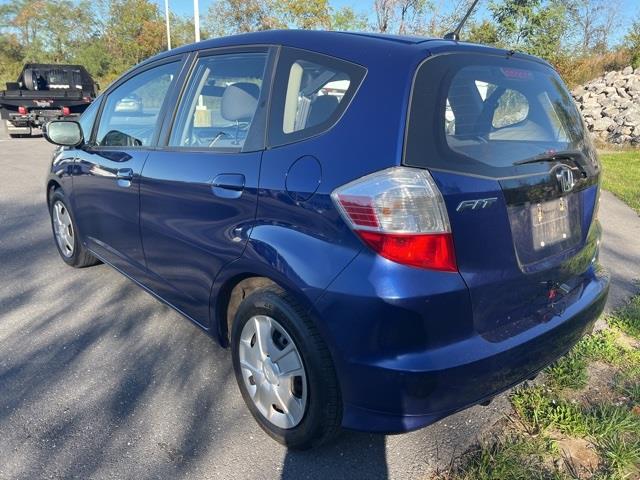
(52, 200, 74, 257)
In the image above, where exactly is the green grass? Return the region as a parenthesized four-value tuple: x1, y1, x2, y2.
(546, 351, 589, 389)
(545, 329, 627, 390)
(545, 295, 640, 390)
(438, 434, 566, 480)
(511, 386, 640, 476)
(607, 296, 640, 340)
(599, 151, 640, 213)
(595, 434, 640, 478)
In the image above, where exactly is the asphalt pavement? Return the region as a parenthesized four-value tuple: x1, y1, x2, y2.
(0, 137, 638, 480)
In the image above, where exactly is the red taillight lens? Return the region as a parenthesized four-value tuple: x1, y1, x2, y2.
(62, 107, 71, 116)
(336, 195, 379, 228)
(332, 167, 457, 271)
(18, 106, 27, 115)
(358, 231, 457, 271)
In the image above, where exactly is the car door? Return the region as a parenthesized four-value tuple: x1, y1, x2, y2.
(139, 47, 274, 327)
(71, 58, 185, 276)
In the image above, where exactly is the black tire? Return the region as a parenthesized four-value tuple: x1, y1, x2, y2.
(231, 286, 342, 449)
(48, 188, 100, 268)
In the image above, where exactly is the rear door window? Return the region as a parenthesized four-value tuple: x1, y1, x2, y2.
(168, 51, 268, 151)
(269, 47, 366, 146)
(405, 53, 593, 178)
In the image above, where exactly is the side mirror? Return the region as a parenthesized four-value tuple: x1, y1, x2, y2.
(44, 120, 84, 147)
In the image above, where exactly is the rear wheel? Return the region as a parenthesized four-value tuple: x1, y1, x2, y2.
(48, 189, 99, 268)
(231, 286, 342, 449)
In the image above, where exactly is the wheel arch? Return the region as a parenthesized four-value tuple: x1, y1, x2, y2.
(46, 179, 62, 205)
(211, 268, 318, 348)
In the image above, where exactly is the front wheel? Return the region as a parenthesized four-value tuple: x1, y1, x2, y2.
(49, 189, 100, 268)
(231, 286, 342, 449)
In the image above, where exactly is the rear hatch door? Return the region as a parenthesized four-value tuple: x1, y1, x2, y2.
(405, 51, 601, 340)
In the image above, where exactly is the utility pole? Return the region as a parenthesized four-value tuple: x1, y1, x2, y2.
(194, 0, 201, 42)
(164, 0, 171, 50)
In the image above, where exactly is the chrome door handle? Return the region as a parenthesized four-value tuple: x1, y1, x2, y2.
(116, 168, 133, 187)
(116, 168, 134, 180)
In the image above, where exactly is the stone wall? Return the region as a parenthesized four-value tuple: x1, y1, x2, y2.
(572, 66, 640, 145)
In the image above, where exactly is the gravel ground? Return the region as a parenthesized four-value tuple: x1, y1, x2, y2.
(0, 137, 638, 480)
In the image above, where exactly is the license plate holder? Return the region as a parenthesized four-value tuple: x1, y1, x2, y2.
(531, 197, 571, 250)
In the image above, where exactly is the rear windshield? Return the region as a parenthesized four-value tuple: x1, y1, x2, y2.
(404, 53, 591, 177)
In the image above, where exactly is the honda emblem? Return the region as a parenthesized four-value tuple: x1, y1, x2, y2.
(555, 165, 576, 193)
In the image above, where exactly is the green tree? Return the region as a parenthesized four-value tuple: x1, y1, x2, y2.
(103, 0, 165, 77)
(205, 0, 284, 37)
(170, 13, 205, 48)
(0, 32, 24, 87)
(565, 0, 621, 55)
(329, 6, 369, 31)
(0, 0, 96, 63)
(206, 0, 367, 36)
(490, 0, 568, 62)
(625, 20, 640, 69)
(466, 20, 500, 46)
(276, 0, 331, 29)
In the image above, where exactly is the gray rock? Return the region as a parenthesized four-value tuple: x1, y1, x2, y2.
(571, 68, 640, 144)
(616, 87, 630, 99)
(614, 79, 627, 89)
(592, 117, 615, 131)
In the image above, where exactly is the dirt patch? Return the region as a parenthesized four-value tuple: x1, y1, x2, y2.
(555, 435, 600, 477)
(564, 361, 619, 405)
(616, 330, 640, 349)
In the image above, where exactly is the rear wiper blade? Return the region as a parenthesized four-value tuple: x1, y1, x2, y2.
(513, 150, 582, 166)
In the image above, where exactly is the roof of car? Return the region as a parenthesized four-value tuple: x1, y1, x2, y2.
(131, 29, 552, 81)
(143, 29, 441, 65)
(190, 29, 434, 48)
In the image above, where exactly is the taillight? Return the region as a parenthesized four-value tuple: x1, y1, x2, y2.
(62, 107, 71, 116)
(18, 106, 27, 115)
(331, 167, 457, 271)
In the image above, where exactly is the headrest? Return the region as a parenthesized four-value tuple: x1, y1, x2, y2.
(221, 82, 260, 122)
(307, 95, 339, 127)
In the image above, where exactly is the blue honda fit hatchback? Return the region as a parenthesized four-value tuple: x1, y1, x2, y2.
(44, 30, 609, 449)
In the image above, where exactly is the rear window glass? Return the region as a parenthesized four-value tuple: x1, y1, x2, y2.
(269, 47, 366, 147)
(405, 53, 590, 177)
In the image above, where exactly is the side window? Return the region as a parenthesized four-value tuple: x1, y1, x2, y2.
(77, 98, 100, 143)
(269, 48, 366, 146)
(96, 62, 180, 147)
(169, 52, 268, 150)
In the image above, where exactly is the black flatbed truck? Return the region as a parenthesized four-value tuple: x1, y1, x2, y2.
(0, 64, 98, 137)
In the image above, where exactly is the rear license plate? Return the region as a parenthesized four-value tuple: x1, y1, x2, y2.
(531, 197, 571, 250)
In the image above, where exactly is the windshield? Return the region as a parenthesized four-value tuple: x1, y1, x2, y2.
(404, 52, 594, 177)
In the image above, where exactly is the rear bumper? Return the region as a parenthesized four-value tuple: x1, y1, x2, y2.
(314, 254, 609, 433)
(8, 111, 79, 128)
